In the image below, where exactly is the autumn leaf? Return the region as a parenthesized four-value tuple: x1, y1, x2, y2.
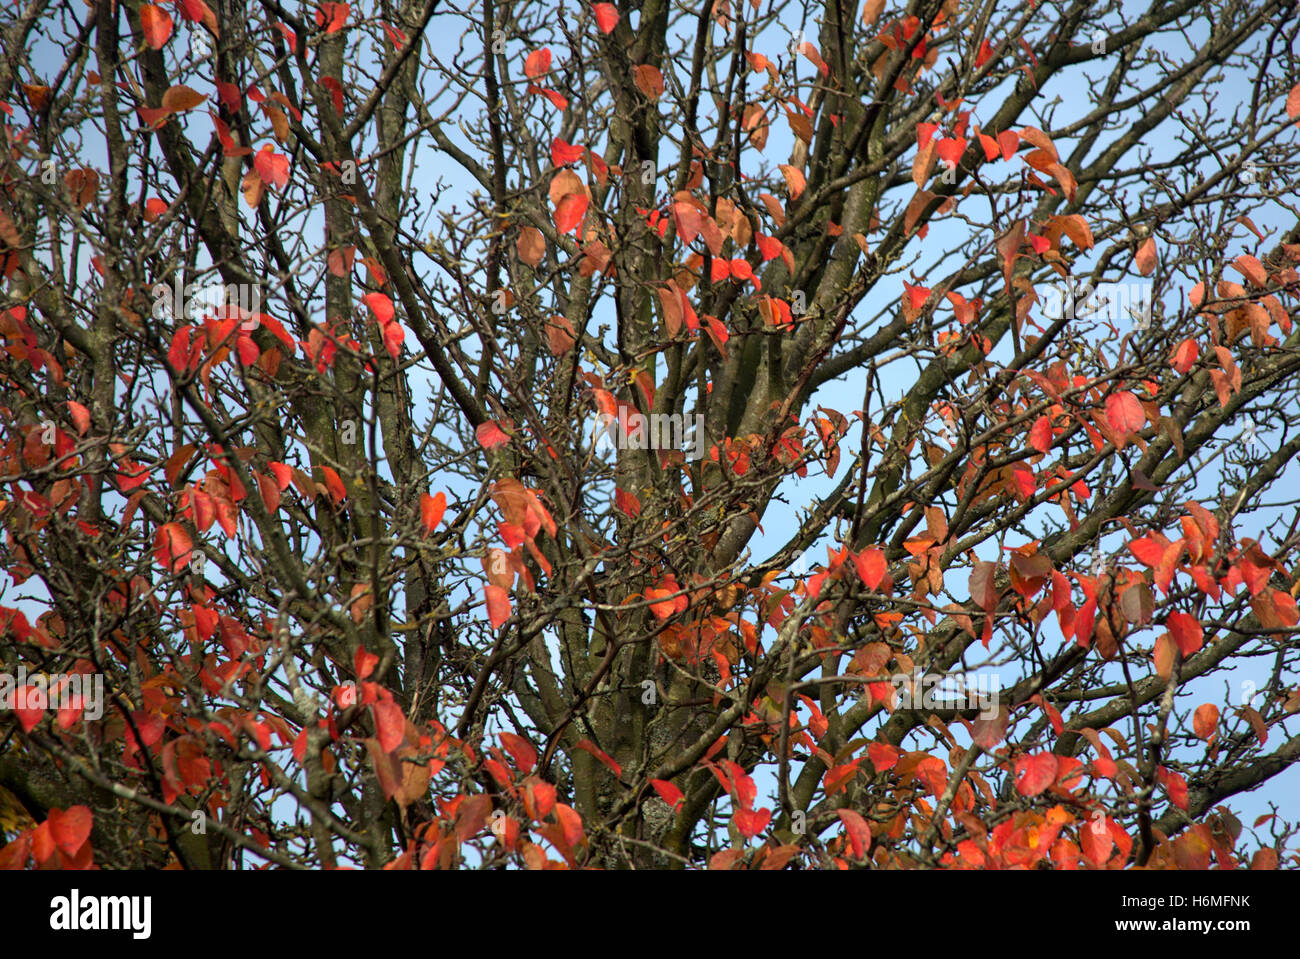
(837, 808, 871, 859)
(1166, 611, 1203, 656)
(499, 732, 538, 773)
(140, 5, 174, 49)
(253, 145, 290, 190)
(153, 523, 193, 573)
(1029, 415, 1053, 453)
(1105, 390, 1145, 435)
(650, 779, 684, 808)
(1170, 338, 1198, 373)
(484, 584, 511, 628)
(574, 738, 622, 778)
(633, 64, 664, 100)
(777, 164, 806, 201)
(476, 421, 511, 449)
(524, 48, 552, 80)
(1014, 752, 1057, 797)
(161, 84, 207, 113)
(47, 806, 93, 857)
(362, 291, 394, 325)
(554, 192, 589, 234)
(1134, 235, 1157, 276)
(420, 491, 446, 535)
(592, 2, 619, 33)
(1193, 703, 1219, 741)
(734, 806, 771, 839)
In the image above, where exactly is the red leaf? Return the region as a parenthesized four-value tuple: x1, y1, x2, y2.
(1010, 461, 1036, 499)
(354, 646, 378, 680)
(1288, 83, 1300, 120)
(867, 742, 899, 771)
(362, 291, 394, 325)
(320, 465, 346, 503)
(614, 486, 641, 517)
(756, 234, 783, 261)
(498, 732, 537, 773)
(1193, 703, 1219, 741)
(997, 129, 1019, 161)
(484, 584, 511, 628)
(524, 48, 552, 81)
(47, 806, 93, 857)
(1170, 338, 1198, 374)
(554, 803, 584, 847)
(67, 401, 91, 436)
(551, 137, 584, 166)
(734, 806, 771, 839)
(837, 808, 871, 859)
(153, 523, 193, 573)
(650, 779, 684, 808)
(1029, 415, 1052, 453)
(14, 687, 44, 732)
(420, 491, 446, 535)
(592, 2, 619, 33)
(140, 4, 174, 49)
(253, 145, 290, 190)
(575, 738, 623, 778)
(853, 548, 887, 590)
(554, 192, 589, 234)
(476, 421, 510, 449)
(1014, 752, 1058, 797)
(1105, 391, 1145, 435)
(1159, 766, 1189, 811)
(1166, 611, 1203, 656)
(371, 699, 405, 752)
(314, 1, 349, 33)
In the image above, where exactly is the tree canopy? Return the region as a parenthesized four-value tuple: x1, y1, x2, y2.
(2, 0, 1299, 870)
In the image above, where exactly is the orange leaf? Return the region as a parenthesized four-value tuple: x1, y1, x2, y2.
(140, 4, 174, 49)
(484, 584, 511, 628)
(1105, 391, 1145, 435)
(1193, 703, 1219, 741)
(420, 491, 446, 535)
(320, 465, 346, 503)
(633, 64, 664, 99)
(777, 164, 806, 200)
(1014, 752, 1057, 797)
(153, 523, 193, 573)
(837, 808, 871, 859)
(524, 48, 552, 81)
(161, 84, 207, 113)
(517, 226, 545, 266)
(1134, 236, 1157, 276)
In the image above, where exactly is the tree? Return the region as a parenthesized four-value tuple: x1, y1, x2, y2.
(1, 0, 1298, 871)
